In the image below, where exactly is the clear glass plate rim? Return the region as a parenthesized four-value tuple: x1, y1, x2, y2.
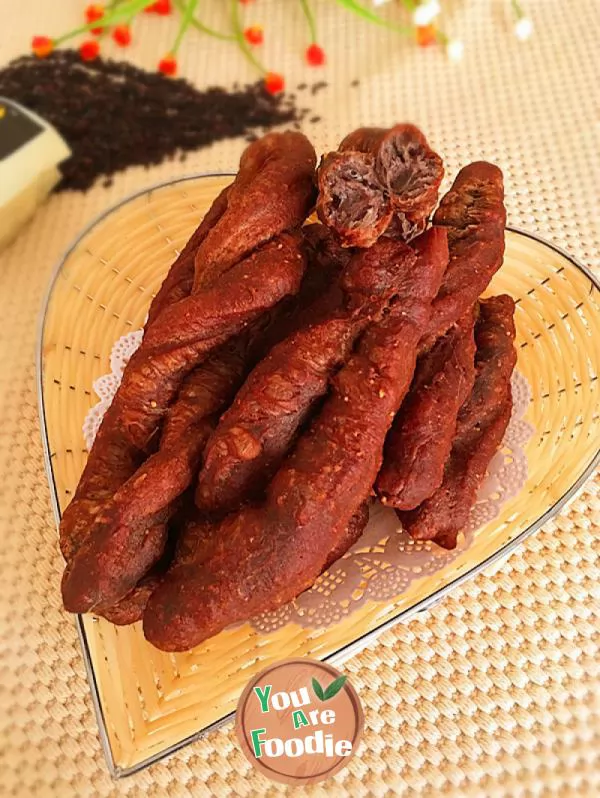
(34, 172, 600, 778)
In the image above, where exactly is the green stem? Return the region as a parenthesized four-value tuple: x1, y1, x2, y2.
(174, 0, 234, 41)
(333, 0, 413, 36)
(230, 0, 266, 75)
(172, 0, 199, 53)
(53, 0, 155, 44)
(299, 0, 317, 43)
(399, 0, 418, 11)
(99, 0, 129, 39)
(511, 0, 524, 18)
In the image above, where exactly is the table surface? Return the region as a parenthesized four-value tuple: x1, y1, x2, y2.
(1, 1, 599, 796)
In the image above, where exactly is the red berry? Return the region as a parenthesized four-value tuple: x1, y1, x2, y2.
(32, 35, 53, 58)
(244, 25, 263, 46)
(154, 0, 172, 14)
(158, 54, 177, 76)
(416, 24, 436, 47)
(85, 3, 104, 34)
(80, 39, 100, 61)
(144, 0, 171, 13)
(306, 43, 325, 67)
(264, 72, 284, 95)
(112, 25, 132, 47)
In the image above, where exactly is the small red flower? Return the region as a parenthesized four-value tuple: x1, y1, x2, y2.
(244, 25, 263, 46)
(416, 24, 436, 47)
(239, 0, 254, 4)
(145, 0, 172, 13)
(80, 39, 100, 61)
(112, 25, 132, 47)
(264, 72, 285, 95)
(85, 3, 105, 35)
(158, 54, 177, 76)
(306, 43, 325, 66)
(32, 35, 54, 58)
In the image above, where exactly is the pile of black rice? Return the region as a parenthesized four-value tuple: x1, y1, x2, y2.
(0, 50, 309, 191)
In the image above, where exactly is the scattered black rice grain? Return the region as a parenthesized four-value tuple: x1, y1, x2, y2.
(0, 50, 309, 192)
(309, 116, 321, 124)
(311, 81, 328, 96)
(296, 83, 307, 90)
(351, 79, 360, 87)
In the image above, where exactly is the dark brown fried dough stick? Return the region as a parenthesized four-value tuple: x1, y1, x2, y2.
(193, 131, 317, 291)
(420, 161, 506, 351)
(94, 344, 247, 624)
(61, 234, 307, 613)
(317, 151, 393, 248)
(169, 500, 371, 587)
(323, 502, 370, 571)
(96, 229, 349, 623)
(99, 575, 163, 626)
(376, 307, 477, 510)
(340, 124, 444, 240)
(398, 295, 517, 550)
(60, 135, 314, 566)
(196, 238, 422, 514)
(60, 133, 316, 615)
(143, 227, 448, 651)
(146, 185, 230, 326)
(317, 124, 443, 248)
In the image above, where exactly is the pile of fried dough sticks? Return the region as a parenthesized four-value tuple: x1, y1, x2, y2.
(58, 125, 516, 652)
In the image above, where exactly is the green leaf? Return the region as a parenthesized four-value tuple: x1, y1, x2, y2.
(324, 675, 348, 700)
(311, 677, 325, 701)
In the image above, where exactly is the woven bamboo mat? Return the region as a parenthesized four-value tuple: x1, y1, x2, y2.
(1, 1, 599, 795)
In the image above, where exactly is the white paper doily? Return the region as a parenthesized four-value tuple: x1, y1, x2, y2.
(83, 329, 534, 632)
(82, 329, 143, 450)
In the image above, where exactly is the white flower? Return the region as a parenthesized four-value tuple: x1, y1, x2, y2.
(446, 39, 464, 61)
(413, 1, 441, 27)
(515, 16, 533, 41)
(372, 0, 392, 6)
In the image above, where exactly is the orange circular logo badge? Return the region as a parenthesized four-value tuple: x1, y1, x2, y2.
(235, 658, 363, 785)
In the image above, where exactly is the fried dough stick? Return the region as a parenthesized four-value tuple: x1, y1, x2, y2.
(420, 161, 506, 350)
(97, 345, 246, 625)
(376, 307, 477, 510)
(60, 134, 315, 566)
(60, 133, 316, 615)
(317, 124, 443, 248)
(196, 238, 421, 514)
(59, 184, 232, 578)
(146, 185, 230, 326)
(143, 227, 448, 651)
(340, 124, 444, 240)
(377, 161, 506, 510)
(193, 131, 317, 290)
(99, 229, 349, 624)
(61, 234, 307, 613)
(399, 295, 517, 549)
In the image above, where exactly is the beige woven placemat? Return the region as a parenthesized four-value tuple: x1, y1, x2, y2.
(1, 1, 599, 795)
